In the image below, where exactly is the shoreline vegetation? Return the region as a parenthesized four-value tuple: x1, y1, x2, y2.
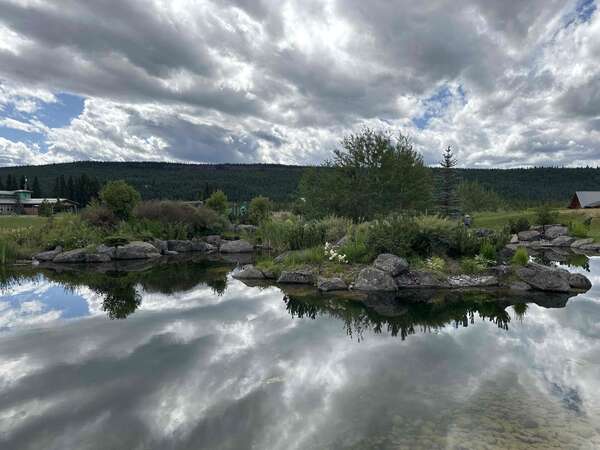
(0, 129, 596, 299)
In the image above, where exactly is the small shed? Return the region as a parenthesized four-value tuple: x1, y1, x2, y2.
(569, 191, 600, 209)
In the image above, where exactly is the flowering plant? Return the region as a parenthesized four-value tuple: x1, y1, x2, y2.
(324, 242, 348, 264)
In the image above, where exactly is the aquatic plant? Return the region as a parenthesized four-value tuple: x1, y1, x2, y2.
(511, 247, 529, 266)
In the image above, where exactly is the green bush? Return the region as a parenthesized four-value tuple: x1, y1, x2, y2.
(321, 216, 353, 243)
(425, 256, 446, 272)
(512, 247, 529, 266)
(365, 215, 420, 258)
(248, 196, 273, 225)
(479, 240, 497, 261)
(133, 201, 225, 237)
(568, 221, 589, 238)
(99, 180, 141, 220)
(257, 216, 341, 252)
(507, 217, 530, 234)
(338, 226, 370, 263)
(535, 205, 558, 226)
(44, 214, 102, 250)
(280, 247, 325, 266)
(206, 190, 229, 215)
(460, 257, 486, 274)
(103, 235, 130, 246)
(447, 226, 480, 258)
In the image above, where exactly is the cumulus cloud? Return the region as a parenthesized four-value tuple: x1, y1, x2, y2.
(0, 0, 598, 166)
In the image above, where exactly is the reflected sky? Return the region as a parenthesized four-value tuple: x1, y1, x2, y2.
(1, 259, 600, 449)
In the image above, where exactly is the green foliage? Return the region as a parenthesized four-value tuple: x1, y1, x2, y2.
(281, 247, 326, 266)
(338, 225, 370, 263)
(103, 235, 130, 246)
(365, 215, 420, 258)
(512, 247, 529, 266)
(458, 180, 505, 213)
(99, 180, 141, 220)
(300, 129, 433, 220)
(507, 217, 530, 234)
(248, 196, 273, 225)
(568, 221, 589, 238)
(81, 200, 118, 229)
(425, 256, 446, 272)
(437, 146, 459, 217)
(447, 226, 480, 258)
(460, 257, 486, 274)
(534, 204, 559, 226)
(38, 200, 54, 217)
(206, 190, 229, 215)
(44, 214, 102, 250)
(479, 240, 497, 261)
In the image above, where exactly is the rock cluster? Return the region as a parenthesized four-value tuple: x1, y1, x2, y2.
(511, 224, 599, 252)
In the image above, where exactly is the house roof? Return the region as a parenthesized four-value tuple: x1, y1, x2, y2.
(0, 198, 75, 205)
(574, 191, 600, 208)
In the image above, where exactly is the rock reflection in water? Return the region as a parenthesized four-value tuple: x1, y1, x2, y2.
(280, 286, 576, 341)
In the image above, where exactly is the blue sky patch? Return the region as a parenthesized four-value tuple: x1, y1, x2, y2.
(412, 85, 459, 129)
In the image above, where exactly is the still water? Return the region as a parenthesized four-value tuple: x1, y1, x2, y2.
(1, 256, 600, 449)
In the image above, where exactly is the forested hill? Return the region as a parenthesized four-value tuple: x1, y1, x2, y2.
(0, 161, 599, 205)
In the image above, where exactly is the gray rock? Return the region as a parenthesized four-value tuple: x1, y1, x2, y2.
(550, 236, 576, 247)
(488, 265, 511, 277)
(273, 252, 290, 263)
(544, 225, 568, 240)
(317, 277, 347, 292)
(354, 267, 397, 291)
(167, 240, 193, 253)
(510, 281, 532, 291)
(516, 262, 571, 292)
(232, 265, 266, 280)
(96, 244, 116, 259)
(277, 270, 315, 284)
(396, 271, 449, 288)
(448, 275, 498, 288)
(569, 273, 592, 291)
(53, 248, 89, 263)
(84, 253, 112, 263)
(510, 234, 519, 244)
(115, 241, 161, 260)
(335, 234, 350, 247)
(190, 239, 210, 252)
(205, 235, 221, 247)
(164, 250, 178, 256)
(571, 238, 594, 248)
(579, 243, 600, 252)
(34, 246, 63, 261)
(474, 228, 494, 237)
(518, 230, 542, 241)
(235, 224, 258, 233)
(152, 239, 168, 254)
(373, 253, 409, 276)
(204, 243, 217, 253)
(529, 240, 552, 248)
(220, 240, 254, 253)
(261, 269, 276, 279)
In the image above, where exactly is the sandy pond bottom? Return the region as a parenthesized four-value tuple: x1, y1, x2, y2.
(1, 256, 600, 449)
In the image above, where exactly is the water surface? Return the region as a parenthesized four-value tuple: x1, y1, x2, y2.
(1, 256, 600, 449)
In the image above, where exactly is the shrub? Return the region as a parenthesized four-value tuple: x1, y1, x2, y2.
(206, 190, 229, 215)
(38, 200, 54, 217)
(82, 201, 118, 229)
(321, 216, 353, 243)
(479, 240, 497, 261)
(535, 205, 558, 226)
(99, 180, 141, 220)
(425, 256, 446, 272)
(248, 196, 273, 225)
(338, 226, 370, 263)
(507, 217, 530, 234)
(133, 201, 225, 237)
(447, 226, 480, 258)
(365, 215, 420, 258)
(324, 242, 348, 264)
(44, 214, 102, 250)
(569, 221, 589, 238)
(512, 247, 529, 266)
(281, 247, 325, 266)
(460, 257, 486, 274)
(412, 215, 456, 256)
(103, 235, 130, 246)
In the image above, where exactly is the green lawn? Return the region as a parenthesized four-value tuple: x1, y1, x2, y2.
(0, 215, 47, 231)
(473, 209, 600, 241)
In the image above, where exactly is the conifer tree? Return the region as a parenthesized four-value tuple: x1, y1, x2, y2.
(437, 146, 460, 217)
(32, 176, 42, 197)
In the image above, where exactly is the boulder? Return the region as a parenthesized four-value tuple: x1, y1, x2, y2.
(317, 277, 347, 292)
(571, 238, 594, 249)
(205, 235, 221, 247)
(510, 234, 519, 244)
(353, 267, 397, 291)
(115, 241, 161, 260)
(261, 269, 276, 279)
(396, 271, 449, 288)
(152, 239, 168, 254)
(569, 273, 592, 291)
(544, 225, 568, 240)
(549, 236, 575, 247)
(52, 248, 111, 263)
(164, 250, 178, 256)
(518, 230, 541, 241)
(516, 262, 571, 292)
(96, 244, 116, 259)
(448, 275, 498, 288)
(167, 240, 193, 253)
(579, 243, 600, 253)
(190, 239, 210, 252)
(204, 243, 217, 253)
(474, 228, 494, 238)
(34, 246, 63, 262)
(373, 253, 409, 276)
(510, 281, 532, 291)
(53, 248, 89, 263)
(277, 270, 315, 284)
(220, 240, 254, 253)
(232, 265, 266, 280)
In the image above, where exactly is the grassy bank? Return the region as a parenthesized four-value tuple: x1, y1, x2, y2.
(0, 215, 47, 230)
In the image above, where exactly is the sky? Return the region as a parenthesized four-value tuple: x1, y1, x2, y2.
(0, 0, 598, 168)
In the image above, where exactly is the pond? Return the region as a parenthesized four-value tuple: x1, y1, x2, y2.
(1, 256, 600, 449)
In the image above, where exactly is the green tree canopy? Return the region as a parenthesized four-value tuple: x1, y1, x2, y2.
(300, 129, 433, 220)
(99, 180, 141, 220)
(248, 196, 273, 224)
(206, 190, 229, 215)
(457, 180, 505, 213)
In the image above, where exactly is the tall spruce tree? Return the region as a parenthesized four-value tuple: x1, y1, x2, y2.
(32, 176, 42, 197)
(437, 146, 459, 217)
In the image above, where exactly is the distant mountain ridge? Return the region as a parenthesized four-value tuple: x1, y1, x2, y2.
(0, 161, 598, 205)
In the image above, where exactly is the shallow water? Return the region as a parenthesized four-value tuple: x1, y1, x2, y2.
(1, 257, 600, 449)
